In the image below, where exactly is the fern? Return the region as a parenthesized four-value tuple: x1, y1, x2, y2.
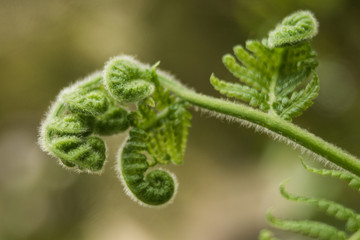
(39, 72, 121, 172)
(268, 10, 319, 48)
(136, 85, 191, 166)
(211, 11, 319, 121)
(104, 56, 191, 206)
(267, 210, 348, 240)
(117, 128, 177, 206)
(39, 9, 360, 221)
(301, 159, 360, 192)
(280, 179, 360, 232)
(40, 55, 191, 206)
(261, 160, 360, 239)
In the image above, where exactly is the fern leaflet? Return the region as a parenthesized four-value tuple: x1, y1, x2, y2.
(301, 159, 360, 192)
(211, 11, 319, 121)
(104, 56, 192, 206)
(280, 180, 360, 232)
(267, 210, 348, 240)
(262, 160, 360, 239)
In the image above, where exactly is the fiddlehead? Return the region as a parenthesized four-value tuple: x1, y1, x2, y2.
(211, 13, 319, 122)
(117, 128, 177, 206)
(104, 56, 191, 206)
(39, 55, 192, 205)
(104, 55, 156, 103)
(268, 10, 319, 48)
(116, 99, 190, 206)
(39, 72, 130, 173)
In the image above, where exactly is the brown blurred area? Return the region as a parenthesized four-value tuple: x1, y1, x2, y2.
(1, 0, 360, 239)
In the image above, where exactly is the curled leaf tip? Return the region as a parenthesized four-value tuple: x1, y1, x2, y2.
(103, 55, 155, 103)
(117, 128, 178, 207)
(268, 10, 318, 48)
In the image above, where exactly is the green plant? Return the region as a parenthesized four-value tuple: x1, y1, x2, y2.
(39, 10, 360, 238)
(260, 158, 360, 239)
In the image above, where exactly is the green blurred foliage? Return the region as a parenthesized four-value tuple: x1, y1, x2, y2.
(0, 0, 360, 239)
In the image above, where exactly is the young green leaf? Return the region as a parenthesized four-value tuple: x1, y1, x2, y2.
(39, 72, 130, 173)
(117, 128, 177, 206)
(275, 72, 319, 120)
(267, 210, 348, 240)
(280, 180, 360, 232)
(210, 73, 269, 110)
(104, 56, 155, 103)
(301, 159, 360, 192)
(212, 35, 318, 121)
(268, 10, 319, 48)
(102, 57, 192, 206)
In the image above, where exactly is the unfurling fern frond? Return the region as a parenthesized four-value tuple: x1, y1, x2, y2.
(117, 128, 177, 206)
(268, 10, 319, 48)
(263, 160, 360, 239)
(40, 9, 360, 219)
(104, 55, 155, 103)
(40, 55, 192, 205)
(117, 100, 190, 206)
(211, 11, 319, 121)
(61, 74, 110, 116)
(93, 106, 130, 136)
(39, 72, 130, 173)
(104, 56, 192, 206)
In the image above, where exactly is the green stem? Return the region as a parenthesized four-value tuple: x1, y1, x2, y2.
(158, 75, 360, 177)
(141, 106, 170, 130)
(349, 230, 360, 240)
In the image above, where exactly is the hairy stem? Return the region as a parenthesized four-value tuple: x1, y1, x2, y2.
(158, 75, 360, 176)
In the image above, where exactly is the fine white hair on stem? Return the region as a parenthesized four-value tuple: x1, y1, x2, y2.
(194, 104, 343, 171)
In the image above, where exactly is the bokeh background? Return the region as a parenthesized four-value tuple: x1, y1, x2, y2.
(1, 0, 360, 239)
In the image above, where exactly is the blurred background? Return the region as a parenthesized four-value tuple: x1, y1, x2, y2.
(1, 0, 360, 239)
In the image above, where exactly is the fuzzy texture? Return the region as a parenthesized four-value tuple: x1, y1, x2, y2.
(39, 54, 192, 205)
(115, 128, 178, 207)
(103, 55, 155, 103)
(39, 11, 360, 218)
(104, 57, 192, 206)
(39, 55, 191, 206)
(268, 10, 318, 48)
(39, 72, 121, 173)
(211, 36, 319, 122)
